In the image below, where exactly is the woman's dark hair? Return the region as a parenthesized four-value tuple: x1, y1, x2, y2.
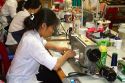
(17, 0, 25, 12)
(24, 8, 59, 31)
(17, 0, 41, 12)
(24, 0, 41, 9)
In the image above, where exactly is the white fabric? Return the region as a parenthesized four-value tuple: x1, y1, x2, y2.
(7, 75, 40, 83)
(0, 0, 17, 27)
(7, 30, 57, 83)
(5, 32, 17, 45)
(5, 9, 30, 45)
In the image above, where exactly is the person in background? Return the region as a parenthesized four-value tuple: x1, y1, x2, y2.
(5, 0, 41, 54)
(83, 0, 99, 27)
(83, 0, 98, 12)
(16, 0, 27, 12)
(6, 8, 76, 83)
(84, 0, 106, 19)
(0, 0, 24, 29)
(0, 0, 26, 44)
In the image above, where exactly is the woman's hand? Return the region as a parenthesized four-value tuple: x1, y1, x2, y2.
(64, 50, 76, 58)
(53, 49, 76, 70)
(56, 47, 70, 54)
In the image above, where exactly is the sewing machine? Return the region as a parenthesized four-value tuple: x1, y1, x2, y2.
(68, 34, 101, 75)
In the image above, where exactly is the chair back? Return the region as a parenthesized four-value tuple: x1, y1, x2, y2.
(0, 42, 10, 76)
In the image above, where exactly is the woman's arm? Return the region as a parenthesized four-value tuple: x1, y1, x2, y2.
(53, 49, 76, 70)
(45, 42, 76, 70)
(45, 42, 70, 53)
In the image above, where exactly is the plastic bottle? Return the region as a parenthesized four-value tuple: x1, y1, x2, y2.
(99, 44, 107, 65)
(97, 40, 110, 66)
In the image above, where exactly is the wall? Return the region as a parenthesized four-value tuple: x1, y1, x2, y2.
(40, 0, 52, 8)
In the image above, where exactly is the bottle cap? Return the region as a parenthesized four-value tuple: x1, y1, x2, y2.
(99, 45, 107, 52)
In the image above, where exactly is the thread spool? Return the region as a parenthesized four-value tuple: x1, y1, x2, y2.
(111, 53, 118, 73)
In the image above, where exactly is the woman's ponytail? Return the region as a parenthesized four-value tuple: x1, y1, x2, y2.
(24, 14, 37, 31)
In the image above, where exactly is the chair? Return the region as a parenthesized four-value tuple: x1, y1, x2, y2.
(0, 0, 4, 5)
(0, 42, 11, 76)
(104, 7, 119, 29)
(0, 0, 5, 9)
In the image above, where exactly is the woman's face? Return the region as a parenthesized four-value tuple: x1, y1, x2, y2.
(39, 23, 56, 38)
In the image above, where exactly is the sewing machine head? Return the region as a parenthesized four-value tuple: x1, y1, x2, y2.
(70, 35, 101, 75)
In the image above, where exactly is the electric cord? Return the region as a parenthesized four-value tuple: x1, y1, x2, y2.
(66, 72, 88, 78)
(77, 61, 88, 69)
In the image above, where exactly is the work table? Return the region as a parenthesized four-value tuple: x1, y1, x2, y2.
(48, 34, 125, 83)
(47, 21, 125, 83)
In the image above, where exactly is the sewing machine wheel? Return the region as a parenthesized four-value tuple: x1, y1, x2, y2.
(86, 48, 101, 62)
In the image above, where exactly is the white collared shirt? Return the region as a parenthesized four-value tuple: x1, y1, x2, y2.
(5, 9, 30, 45)
(0, 0, 17, 27)
(9, 9, 30, 32)
(7, 30, 57, 83)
